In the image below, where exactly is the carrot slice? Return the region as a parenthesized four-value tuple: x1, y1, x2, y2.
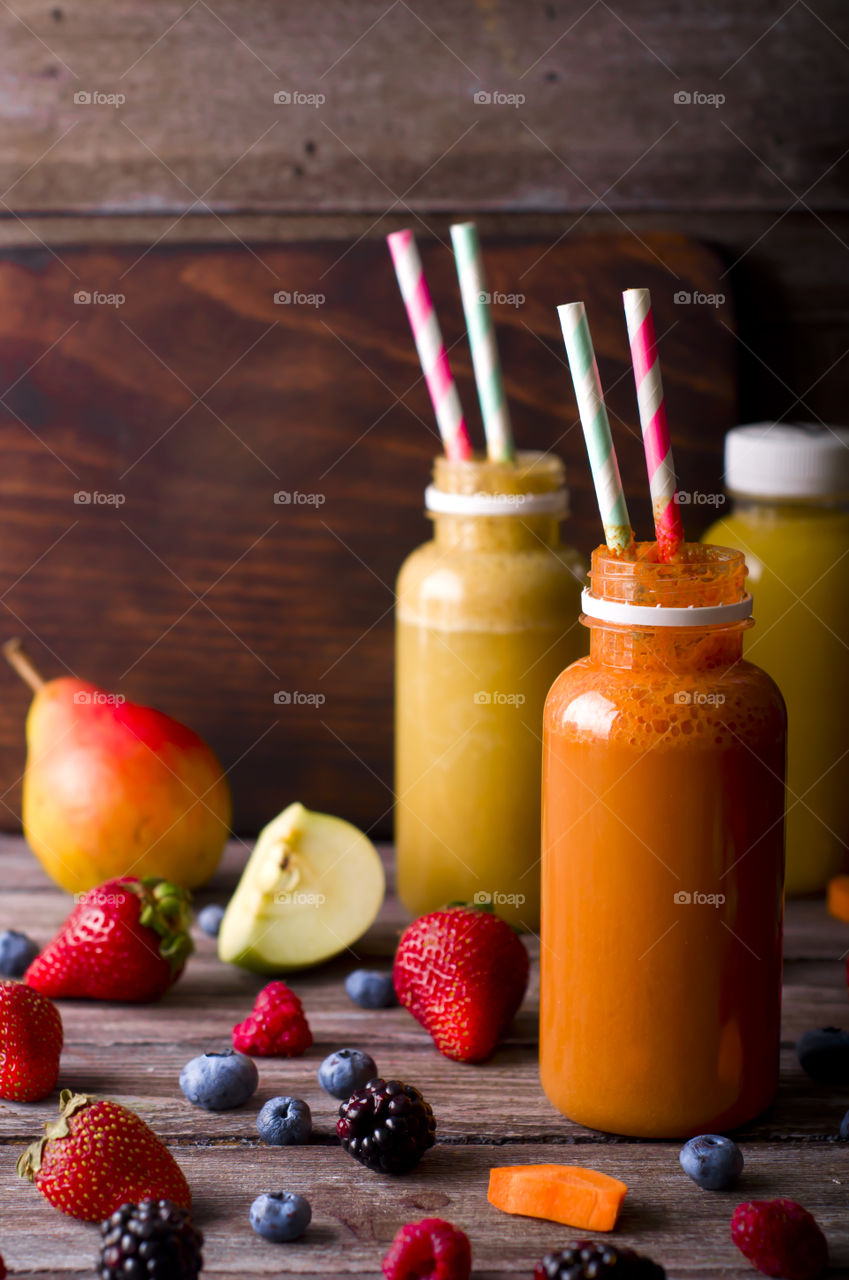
(487, 1163, 627, 1232)
(827, 874, 849, 923)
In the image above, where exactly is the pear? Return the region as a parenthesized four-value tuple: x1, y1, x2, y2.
(218, 802, 385, 973)
(5, 639, 231, 893)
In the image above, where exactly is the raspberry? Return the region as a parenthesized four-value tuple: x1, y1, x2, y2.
(232, 982, 312, 1057)
(382, 1218, 471, 1280)
(534, 1241, 665, 1279)
(731, 1199, 828, 1280)
(97, 1199, 203, 1279)
(253, 980, 297, 1013)
(337, 1078, 436, 1175)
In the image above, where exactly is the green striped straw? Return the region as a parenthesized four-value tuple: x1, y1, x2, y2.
(450, 222, 515, 462)
(557, 302, 634, 553)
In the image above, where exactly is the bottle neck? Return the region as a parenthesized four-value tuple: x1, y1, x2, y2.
(584, 541, 749, 670)
(730, 492, 849, 517)
(432, 512, 562, 552)
(428, 450, 568, 553)
(588, 621, 745, 670)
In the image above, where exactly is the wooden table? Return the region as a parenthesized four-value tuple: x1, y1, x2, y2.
(1, 837, 847, 1278)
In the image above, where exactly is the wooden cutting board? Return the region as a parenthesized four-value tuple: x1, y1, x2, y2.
(0, 234, 736, 835)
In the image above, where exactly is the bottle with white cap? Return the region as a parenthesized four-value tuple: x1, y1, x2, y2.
(703, 423, 849, 895)
(540, 541, 785, 1137)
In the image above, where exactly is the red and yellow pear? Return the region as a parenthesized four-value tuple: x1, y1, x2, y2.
(5, 639, 231, 893)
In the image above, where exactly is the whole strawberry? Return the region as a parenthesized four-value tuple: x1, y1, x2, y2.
(393, 905, 529, 1062)
(0, 980, 63, 1102)
(18, 1090, 191, 1221)
(232, 980, 313, 1056)
(731, 1198, 828, 1280)
(24, 877, 193, 1003)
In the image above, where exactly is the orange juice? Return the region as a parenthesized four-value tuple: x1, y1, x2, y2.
(396, 453, 586, 930)
(540, 544, 786, 1138)
(702, 423, 849, 894)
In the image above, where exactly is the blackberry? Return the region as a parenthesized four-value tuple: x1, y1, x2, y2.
(534, 1241, 666, 1280)
(336, 1077, 436, 1174)
(97, 1199, 203, 1279)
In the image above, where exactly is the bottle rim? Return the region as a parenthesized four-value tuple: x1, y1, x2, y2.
(581, 588, 753, 627)
(424, 485, 569, 517)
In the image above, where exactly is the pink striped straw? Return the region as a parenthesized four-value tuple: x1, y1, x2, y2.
(387, 229, 472, 461)
(622, 288, 685, 561)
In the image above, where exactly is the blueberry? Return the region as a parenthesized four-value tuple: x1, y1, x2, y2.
(179, 1050, 258, 1110)
(345, 969, 398, 1009)
(257, 1096, 312, 1146)
(679, 1134, 744, 1190)
(249, 1192, 311, 1243)
(840, 1109, 849, 1140)
(317, 1048, 377, 1099)
(796, 1027, 849, 1084)
(197, 904, 226, 937)
(0, 930, 39, 978)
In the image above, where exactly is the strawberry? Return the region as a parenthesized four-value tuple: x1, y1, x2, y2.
(17, 1090, 191, 1221)
(0, 980, 63, 1102)
(393, 906, 529, 1062)
(24, 877, 193, 1003)
(731, 1198, 828, 1280)
(232, 980, 313, 1056)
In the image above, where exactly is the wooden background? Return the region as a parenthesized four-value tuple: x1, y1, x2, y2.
(0, 236, 734, 836)
(0, 0, 847, 834)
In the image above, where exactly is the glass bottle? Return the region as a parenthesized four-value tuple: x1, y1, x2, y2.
(703, 423, 849, 894)
(396, 451, 586, 930)
(541, 543, 786, 1137)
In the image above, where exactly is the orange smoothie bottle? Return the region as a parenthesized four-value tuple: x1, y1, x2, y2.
(540, 544, 786, 1138)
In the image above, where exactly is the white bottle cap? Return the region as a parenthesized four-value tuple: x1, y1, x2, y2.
(581, 588, 753, 628)
(725, 423, 849, 499)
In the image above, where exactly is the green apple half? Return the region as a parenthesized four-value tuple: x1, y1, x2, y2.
(218, 802, 385, 973)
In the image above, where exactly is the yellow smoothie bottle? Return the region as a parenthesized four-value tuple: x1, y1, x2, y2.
(703, 423, 849, 895)
(395, 451, 586, 930)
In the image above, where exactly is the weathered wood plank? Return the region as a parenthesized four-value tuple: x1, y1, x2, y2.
(1, 1143, 847, 1276)
(0, 209, 844, 315)
(0, 926, 840, 1043)
(1, 1, 846, 214)
(2, 1032, 847, 1146)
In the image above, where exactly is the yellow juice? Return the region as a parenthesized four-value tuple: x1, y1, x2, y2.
(702, 423, 849, 894)
(395, 453, 586, 930)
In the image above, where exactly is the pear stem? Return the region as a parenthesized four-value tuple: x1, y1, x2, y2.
(3, 638, 45, 692)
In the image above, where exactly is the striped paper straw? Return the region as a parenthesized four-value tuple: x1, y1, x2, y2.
(557, 302, 634, 554)
(387, 229, 472, 461)
(449, 222, 515, 462)
(623, 288, 685, 562)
